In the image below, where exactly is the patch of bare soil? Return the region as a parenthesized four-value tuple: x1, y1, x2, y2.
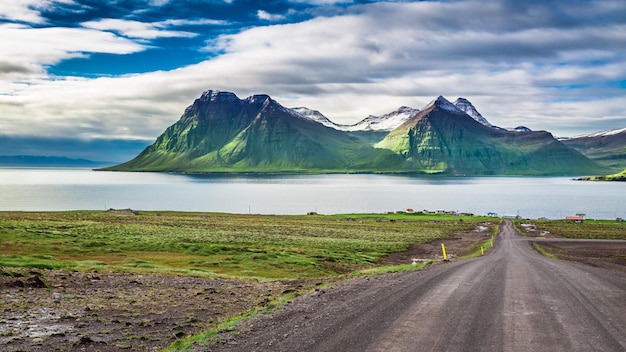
(534, 241, 626, 274)
(0, 269, 320, 351)
(382, 221, 495, 264)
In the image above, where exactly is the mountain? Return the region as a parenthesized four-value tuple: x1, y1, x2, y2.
(291, 107, 339, 129)
(0, 136, 150, 163)
(339, 106, 420, 132)
(452, 98, 497, 128)
(104, 91, 398, 173)
(559, 128, 626, 171)
(105, 91, 607, 176)
(294, 106, 419, 132)
(0, 155, 113, 167)
(374, 96, 604, 175)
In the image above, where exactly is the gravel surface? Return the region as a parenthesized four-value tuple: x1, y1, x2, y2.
(202, 220, 626, 352)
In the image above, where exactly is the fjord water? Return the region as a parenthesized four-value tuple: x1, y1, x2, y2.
(0, 168, 623, 219)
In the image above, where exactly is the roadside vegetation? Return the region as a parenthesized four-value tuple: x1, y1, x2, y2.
(0, 210, 488, 280)
(0, 210, 498, 351)
(517, 218, 626, 240)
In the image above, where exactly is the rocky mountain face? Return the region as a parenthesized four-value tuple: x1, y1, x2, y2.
(105, 91, 609, 175)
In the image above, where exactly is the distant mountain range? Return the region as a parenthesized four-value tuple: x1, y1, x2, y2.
(103, 90, 616, 176)
(0, 155, 113, 167)
(559, 128, 626, 170)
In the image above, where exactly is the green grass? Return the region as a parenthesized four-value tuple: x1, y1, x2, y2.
(517, 218, 626, 240)
(531, 242, 558, 259)
(580, 168, 626, 181)
(0, 211, 487, 279)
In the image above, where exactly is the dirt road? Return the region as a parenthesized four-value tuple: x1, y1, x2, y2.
(207, 220, 626, 351)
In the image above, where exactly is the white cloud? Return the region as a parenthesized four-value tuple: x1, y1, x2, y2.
(80, 18, 197, 40)
(288, 0, 354, 4)
(257, 10, 286, 21)
(0, 0, 74, 24)
(0, 23, 145, 77)
(1, 0, 625, 141)
(158, 18, 230, 26)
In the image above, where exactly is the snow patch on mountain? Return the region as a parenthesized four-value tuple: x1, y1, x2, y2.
(511, 126, 532, 132)
(292, 106, 419, 132)
(564, 127, 626, 139)
(341, 106, 419, 132)
(453, 98, 495, 128)
(291, 107, 340, 129)
(425, 96, 464, 114)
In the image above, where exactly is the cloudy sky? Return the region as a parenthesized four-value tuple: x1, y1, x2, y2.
(1, 0, 625, 160)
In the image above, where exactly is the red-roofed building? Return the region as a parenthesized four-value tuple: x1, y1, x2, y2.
(565, 215, 584, 223)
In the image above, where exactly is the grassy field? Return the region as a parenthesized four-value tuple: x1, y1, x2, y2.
(0, 210, 487, 280)
(517, 218, 626, 240)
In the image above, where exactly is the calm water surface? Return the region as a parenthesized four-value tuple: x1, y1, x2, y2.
(0, 168, 623, 219)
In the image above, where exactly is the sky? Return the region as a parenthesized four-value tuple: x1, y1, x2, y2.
(1, 0, 625, 160)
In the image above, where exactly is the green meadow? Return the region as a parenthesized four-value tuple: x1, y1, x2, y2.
(0, 211, 487, 279)
(524, 218, 626, 240)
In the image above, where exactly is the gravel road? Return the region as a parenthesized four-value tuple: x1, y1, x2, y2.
(206, 220, 626, 352)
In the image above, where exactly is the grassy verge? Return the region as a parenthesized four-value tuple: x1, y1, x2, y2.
(531, 242, 558, 259)
(515, 218, 626, 240)
(0, 211, 489, 280)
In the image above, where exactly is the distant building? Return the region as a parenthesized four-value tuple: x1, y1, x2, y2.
(565, 215, 584, 223)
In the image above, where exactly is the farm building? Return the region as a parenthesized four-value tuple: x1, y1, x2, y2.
(565, 215, 585, 223)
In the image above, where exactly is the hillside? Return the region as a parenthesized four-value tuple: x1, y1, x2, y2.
(104, 91, 607, 176)
(374, 97, 604, 175)
(104, 91, 398, 173)
(560, 128, 626, 171)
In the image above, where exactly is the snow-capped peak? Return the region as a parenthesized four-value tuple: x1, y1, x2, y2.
(566, 127, 626, 139)
(291, 107, 339, 129)
(341, 106, 420, 132)
(425, 96, 464, 114)
(291, 106, 419, 132)
(453, 98, 495, 128)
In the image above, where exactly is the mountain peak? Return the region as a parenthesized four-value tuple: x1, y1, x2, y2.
(245, 94, 271, 104)
(199, 90, 240, 103)
(425, 96, 463, 114)
(453, 97, 495, 128)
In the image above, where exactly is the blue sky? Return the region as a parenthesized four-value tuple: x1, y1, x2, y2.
(1, 0, 625, 160)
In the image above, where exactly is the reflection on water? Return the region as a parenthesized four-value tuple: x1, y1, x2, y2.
(0, 168, 623, 219)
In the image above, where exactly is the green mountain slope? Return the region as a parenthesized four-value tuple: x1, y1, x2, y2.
(374, 97, 606, 175)
(105, 92, 607, 176)
(560, 129, 626, 171)
(104, 91, 397, 173)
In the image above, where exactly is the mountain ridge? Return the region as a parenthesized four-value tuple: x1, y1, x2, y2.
(103, 90, 611, 176)
(559, 127, 626, 171)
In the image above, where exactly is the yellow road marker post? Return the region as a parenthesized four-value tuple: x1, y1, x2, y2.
(481, 246, 484, 256)
(441, 243, 448, 261)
